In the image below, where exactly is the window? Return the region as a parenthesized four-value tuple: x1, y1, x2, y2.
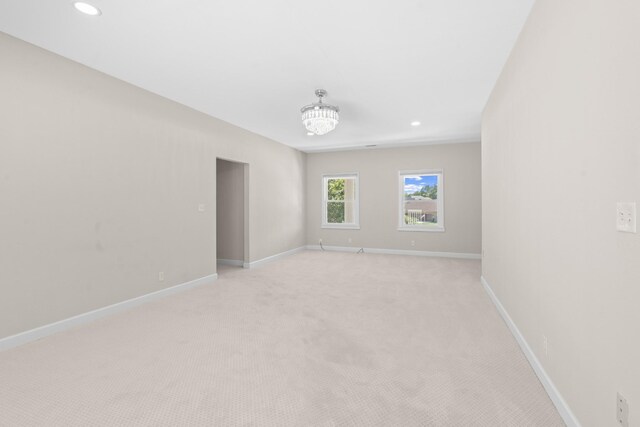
(322, 173, 359, 229)
(398, 170, 444, 231)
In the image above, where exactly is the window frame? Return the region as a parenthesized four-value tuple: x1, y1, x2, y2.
(398, 169, 445, 232)
(321, 172, 360, 229)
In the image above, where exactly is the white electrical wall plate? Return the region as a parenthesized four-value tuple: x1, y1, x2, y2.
(616, 202, 636, 233)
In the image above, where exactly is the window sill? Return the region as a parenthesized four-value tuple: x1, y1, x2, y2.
(322, 224, 361, 230)
(397, 226, 445, 233)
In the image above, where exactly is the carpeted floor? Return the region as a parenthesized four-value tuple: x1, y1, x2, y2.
(0, 251, 564, 426)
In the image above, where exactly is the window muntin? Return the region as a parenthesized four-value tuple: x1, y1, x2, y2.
(399, 170, 444, 231)
(322, 174, 359, 229)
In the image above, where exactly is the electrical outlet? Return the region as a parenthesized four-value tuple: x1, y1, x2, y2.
(411, 240, 415, 246)
(158, 272, 165, 282)
(543, 335, 548, 357)
(319, 238, 322, 243)
(617, 392, 629, 427)
(348, 237, 352, 243)
(198, 203, 206, 212)
(617, 202, 636, 233)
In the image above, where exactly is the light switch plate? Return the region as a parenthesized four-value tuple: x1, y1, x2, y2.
(617, 202, 636, 233)
(198, 203, 206, 212)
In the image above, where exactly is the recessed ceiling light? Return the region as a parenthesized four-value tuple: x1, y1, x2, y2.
(73, 2, 101, 16)
(411, 121, 421, 127)
(307, 132, 314, 136)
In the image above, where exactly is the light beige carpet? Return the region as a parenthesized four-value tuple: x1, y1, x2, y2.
(0, 251, 564, 426)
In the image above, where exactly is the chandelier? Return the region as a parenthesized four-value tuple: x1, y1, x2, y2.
(301, 89, 340, 135)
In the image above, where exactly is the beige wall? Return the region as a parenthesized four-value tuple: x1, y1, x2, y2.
(482, 0, 640, 425)
(0, 33, 306, 339)
(306, 143, 481, 254)
(216, 159, 245, 262)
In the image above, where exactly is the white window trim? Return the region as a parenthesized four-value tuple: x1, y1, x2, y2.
(398, 169, 445, 232)
(322, 173, 360, 229)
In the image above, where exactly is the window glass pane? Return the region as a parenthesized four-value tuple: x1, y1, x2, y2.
(327, 201, 345, 223)
(327, 178, 345, 200)
(402, 174, 438, 226)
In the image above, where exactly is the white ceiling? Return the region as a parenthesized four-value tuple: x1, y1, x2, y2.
(0, 0, 534, 152)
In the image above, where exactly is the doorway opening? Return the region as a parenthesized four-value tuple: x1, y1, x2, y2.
(216, 158, 249, 273)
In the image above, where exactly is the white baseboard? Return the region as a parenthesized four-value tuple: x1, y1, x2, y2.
(0, 273, 218, 352)
(480, 276, 580, 427)
(217, 258, 244, 267)
(306, 244, 481, 260)
(243, 246, 306, 269)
